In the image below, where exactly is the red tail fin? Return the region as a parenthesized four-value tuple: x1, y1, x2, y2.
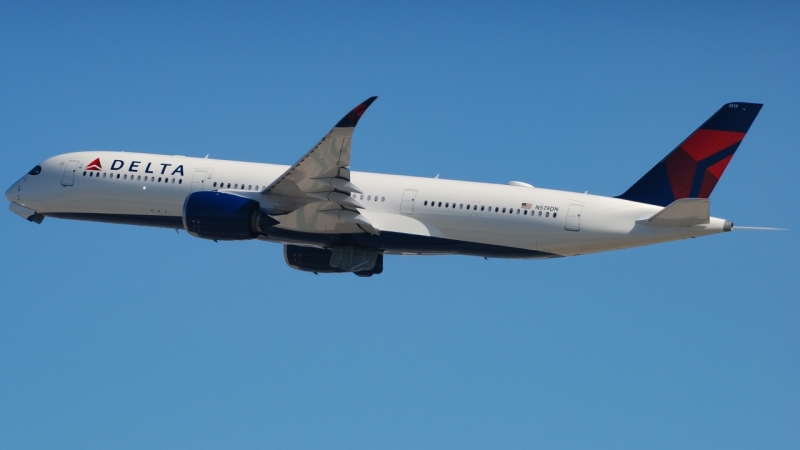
(618, 102, 762, 206)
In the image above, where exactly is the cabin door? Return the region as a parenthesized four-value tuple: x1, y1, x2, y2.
(60, 160, 80, 186)
(565, 204, 583, 231)
(400, 189, 417, 215)
(190, 170, 208, 193)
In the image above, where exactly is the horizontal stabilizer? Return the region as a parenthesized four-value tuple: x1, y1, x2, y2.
(638, 198, 709, 227)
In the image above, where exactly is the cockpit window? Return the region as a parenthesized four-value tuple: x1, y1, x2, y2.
(28, 165, 42, 175)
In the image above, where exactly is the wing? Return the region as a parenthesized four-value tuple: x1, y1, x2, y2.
(260, 97, 379, 234)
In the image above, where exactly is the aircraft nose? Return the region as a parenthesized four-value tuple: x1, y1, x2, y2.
(5, 183, 14, 203)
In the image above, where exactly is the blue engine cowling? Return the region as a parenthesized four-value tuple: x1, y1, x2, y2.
(183, 191, 278, 240)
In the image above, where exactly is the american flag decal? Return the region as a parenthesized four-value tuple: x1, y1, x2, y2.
(521, 203, 532, 209)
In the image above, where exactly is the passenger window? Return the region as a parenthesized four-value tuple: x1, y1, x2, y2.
(438, 202, 442, 207)
(213, 182, 217, 187)
(553, 213, 557, 218)
(466, 205, 470, 210)
(460, 204, 463, 209)
(381, 197, 385, 202)
(360, 194, 364, 200)
(255, 186, 259, 190)
(248, 185, 252, 190)
(137, 175, 141, 181)
(83, 171, 87, 176)
(546, 212, 550, 217)
(179, 179, 182, 184)
(368, 195, 371, 200)
(524, 210, 527, 215)
(116, 174, 120, 179)
(517, 209, 520, 214)
(227, 183, 231, 188)
(144, 176, 148, 181)
(538, 211, 542, 216)
(445, 203, 449, 207)
(424, 200, 428, 206)
(481, 206, 485, 211)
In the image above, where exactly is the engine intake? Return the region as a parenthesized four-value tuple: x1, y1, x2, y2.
(183, 191, 278, 240)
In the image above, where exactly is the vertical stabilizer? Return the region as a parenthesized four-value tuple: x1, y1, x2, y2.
(618, 102, 762, 206)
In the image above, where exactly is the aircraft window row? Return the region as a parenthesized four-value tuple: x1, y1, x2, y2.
(83, 171, 183, 184)
(353, 194, 385, 202)
(212, 182, 260, 190)
(422, 200, 557, 218)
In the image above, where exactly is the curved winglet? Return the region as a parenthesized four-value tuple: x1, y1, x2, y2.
(335, 96, 378, 128)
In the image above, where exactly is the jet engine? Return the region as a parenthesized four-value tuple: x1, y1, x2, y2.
(284, 245, 383, 277)
(183, 191, 278, 240)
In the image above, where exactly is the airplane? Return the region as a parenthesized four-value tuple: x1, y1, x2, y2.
(6, 98, 764, 276)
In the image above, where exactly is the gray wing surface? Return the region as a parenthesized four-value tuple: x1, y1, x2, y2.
(260, 97, 379, 234)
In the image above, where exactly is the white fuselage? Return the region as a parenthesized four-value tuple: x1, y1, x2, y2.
(6, 151, 730, 258)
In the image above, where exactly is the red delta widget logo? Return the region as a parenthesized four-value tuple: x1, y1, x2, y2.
(86, 158, 102, 171)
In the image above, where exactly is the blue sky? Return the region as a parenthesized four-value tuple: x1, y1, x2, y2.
(1, 2, 798, 449)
